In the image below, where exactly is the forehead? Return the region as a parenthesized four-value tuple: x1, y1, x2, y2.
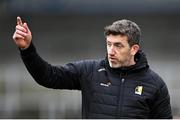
(106, 34, 128, 43)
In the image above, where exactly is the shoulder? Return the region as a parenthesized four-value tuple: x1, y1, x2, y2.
(147, 68, 167, 89)
(144, 68, 170, 100)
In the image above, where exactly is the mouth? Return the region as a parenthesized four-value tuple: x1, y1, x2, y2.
(108, 57, 117, 62)
(108, 57, 118, 68)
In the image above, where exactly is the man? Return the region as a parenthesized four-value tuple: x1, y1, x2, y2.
(13, 17, 172, 119)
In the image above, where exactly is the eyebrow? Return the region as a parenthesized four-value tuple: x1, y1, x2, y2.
(114, 42, 123, 46)
(106, 40, 123, 45)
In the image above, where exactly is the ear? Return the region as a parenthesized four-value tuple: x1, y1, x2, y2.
(130, 44, 140, 56)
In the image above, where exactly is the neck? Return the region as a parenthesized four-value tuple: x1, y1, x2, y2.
(127, 56, 136, 66)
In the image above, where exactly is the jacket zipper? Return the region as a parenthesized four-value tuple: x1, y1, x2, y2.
(117, 76, 125, 118)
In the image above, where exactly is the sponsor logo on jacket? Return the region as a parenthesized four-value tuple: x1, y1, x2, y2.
(135, 86, 143, 95)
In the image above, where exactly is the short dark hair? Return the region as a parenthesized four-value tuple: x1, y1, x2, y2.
(104, 19, 141, 47)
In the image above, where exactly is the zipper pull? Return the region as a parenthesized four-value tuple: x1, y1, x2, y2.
(121, 78, 125, 83)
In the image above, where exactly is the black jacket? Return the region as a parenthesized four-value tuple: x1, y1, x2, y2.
(20, 43, 172, 119)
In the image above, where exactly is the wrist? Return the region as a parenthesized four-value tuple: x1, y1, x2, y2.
(20, 44, 30, 50)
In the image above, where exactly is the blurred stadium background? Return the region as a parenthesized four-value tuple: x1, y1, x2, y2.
(0, 0, 180, 118)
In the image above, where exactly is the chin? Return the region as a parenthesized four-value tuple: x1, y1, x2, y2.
(109, 62, 121, 68)
(111, 65, 121, 68)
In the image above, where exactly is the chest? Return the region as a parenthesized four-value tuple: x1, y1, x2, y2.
(86, 69, 157, 111)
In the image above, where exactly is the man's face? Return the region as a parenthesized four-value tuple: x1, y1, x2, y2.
(106, 34, 138, 68)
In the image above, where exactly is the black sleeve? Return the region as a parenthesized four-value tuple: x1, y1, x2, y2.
(20, 42, 83, 90)
(149, 82, 172, 119)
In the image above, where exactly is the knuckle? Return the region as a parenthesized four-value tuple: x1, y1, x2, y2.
(16, 25, 20, 29)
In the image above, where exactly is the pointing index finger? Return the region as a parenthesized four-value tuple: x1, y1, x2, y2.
(17, 16, 23, 26)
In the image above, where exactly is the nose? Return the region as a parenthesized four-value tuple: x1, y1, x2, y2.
(108, 46, 115, 55)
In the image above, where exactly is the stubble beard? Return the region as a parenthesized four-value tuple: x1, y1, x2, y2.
(108, 57, 134, 68)
(108, 60, 122, 68)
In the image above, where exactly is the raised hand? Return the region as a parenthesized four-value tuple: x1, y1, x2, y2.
(13, 16, 32, 49)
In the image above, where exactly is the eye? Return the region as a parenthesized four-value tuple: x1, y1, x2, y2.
(106, 42, 111, 47)
(114, 43, 123, 48)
